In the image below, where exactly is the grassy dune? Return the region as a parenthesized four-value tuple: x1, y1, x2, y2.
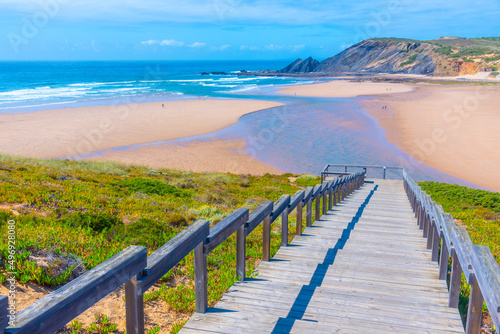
(0, 155, 319, 325)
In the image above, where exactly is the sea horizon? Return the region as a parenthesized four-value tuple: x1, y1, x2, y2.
(0, 60, 312, 113)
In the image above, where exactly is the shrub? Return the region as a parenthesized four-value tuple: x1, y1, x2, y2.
(435, 46, 452, 55)
(295, 175, 320, 187)
(400, 54, 418, 66)
(114, 178, 188, 197)
(62, 212, 123, 233)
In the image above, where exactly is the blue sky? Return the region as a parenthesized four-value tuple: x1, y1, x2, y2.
(1, 0, 499, 61)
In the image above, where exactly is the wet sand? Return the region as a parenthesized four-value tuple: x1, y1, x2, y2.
(0, 99, 283, 160)
(88, 138, 282, 175)
(281, 80, 500, 191)
(277, 80, 414, 97)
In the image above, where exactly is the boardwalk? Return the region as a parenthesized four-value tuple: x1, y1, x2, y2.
(181, 179, 465, 333)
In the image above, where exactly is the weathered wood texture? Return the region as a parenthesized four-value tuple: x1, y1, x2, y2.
(140, 219, 210, 291)
(404, 170, 500, 333)
(6, 246, 147, 334)
(204, 209, 249, 254)
(180, 180, 464, 333)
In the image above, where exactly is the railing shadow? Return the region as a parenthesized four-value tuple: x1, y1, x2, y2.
(271, 185, 378, 333)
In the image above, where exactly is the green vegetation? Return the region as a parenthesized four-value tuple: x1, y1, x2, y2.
(68, 314, 117, 334)
(400, 54, 418, 66)
(447, 47, 493, 58)
(0, 155, 311, 316)
(435, 46, 453, 55)
(485, 55, 500, 62)
(419, 182, 500, 326)
(491, 71, 499, 76)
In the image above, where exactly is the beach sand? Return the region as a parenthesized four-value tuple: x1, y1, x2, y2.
(88, 138, 282, 175)
(0, 99, 283, 160)
(277, 79, 414, 97)
(281, 79, 500, 191)
(363, 83, 500, 191)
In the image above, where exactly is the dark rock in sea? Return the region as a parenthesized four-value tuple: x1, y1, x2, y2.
(279, 57, 320, 73)
(198, 71, 229, 75)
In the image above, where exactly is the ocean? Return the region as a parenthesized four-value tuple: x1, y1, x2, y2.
(0, 60, 478, 187)
(0, 60, 308, 113)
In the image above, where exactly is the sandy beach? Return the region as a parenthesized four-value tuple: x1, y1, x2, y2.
(0, 99, 282, 161)
(281, 80, 500, 191)
(88, 138, 282, 175)
(277, 80, 414, 97)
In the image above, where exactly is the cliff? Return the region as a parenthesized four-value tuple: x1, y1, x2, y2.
(279, 37, 500, 76)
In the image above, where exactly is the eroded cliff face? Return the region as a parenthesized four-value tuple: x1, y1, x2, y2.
(313, 40, 437, 75)
(279, 57, 319, 73)
(279, 37, 500, 76)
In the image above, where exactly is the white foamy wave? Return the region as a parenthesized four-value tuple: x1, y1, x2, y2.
(0, 86, 92, 102)
(227, 84, 259, 93)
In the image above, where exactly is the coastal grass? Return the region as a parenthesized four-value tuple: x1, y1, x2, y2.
(0, 155, 317, 331)
(419, 181, 500, 327)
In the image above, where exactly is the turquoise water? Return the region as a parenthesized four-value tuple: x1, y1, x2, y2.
(0, 60, 309, 112)
(0, 61, 480, 187)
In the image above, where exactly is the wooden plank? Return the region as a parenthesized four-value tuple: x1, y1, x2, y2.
(270, 195, 290, 224)
(245, 201, 273, 236)
(6, 246, 147, 334)
(205, 209, 249, 254)
(141, 219, 210, 291)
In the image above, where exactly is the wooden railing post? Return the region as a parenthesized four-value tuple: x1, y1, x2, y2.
(296, 201, 303, 236)
(427, 217, 433, 250)
(125, 275, 144, 334)
(194, 242, 208, 313)
(449, 247, 462, 308)
(431, 223, 440, 262)
(465, 274, 484, 334)
(439, 241, 448, 280)
(281, 207, 288, 247)
(328, 186, 333, 210)
(315, 194, 320, 222)
(236, 225, 246, 281)
(0, 295, 8, 333)
(306, 197, 312, 227)
(262, 215, 271, 261)
(322, 187, 328, 215)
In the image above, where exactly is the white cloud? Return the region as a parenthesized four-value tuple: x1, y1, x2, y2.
(161, 39, 185, 46)
(141, 39, 158, 45)
(264, 44, 305, 52)
(188, 42, 206, 48)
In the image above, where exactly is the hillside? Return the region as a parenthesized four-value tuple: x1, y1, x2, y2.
(280, 37, 500, 77)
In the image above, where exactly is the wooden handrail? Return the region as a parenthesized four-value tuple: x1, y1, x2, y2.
(245, 201, 273, 236)
(1, 172, 366, 334)
(270, 195, 290, 224)
(403, 171, 500, 334)
(139, 219, 210, 292)
(204, 208, 249, 254)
